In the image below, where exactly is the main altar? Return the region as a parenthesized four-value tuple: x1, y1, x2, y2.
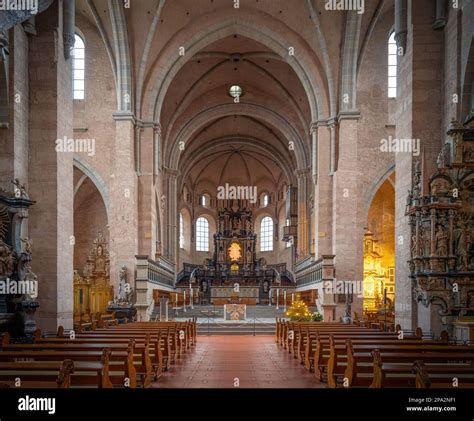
(178, 200, 295, 304)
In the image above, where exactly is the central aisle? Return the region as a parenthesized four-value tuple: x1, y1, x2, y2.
(153, 336, 325, 388)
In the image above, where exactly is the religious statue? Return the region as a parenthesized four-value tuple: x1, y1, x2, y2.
(218, 247, 224, 262)
(116, 265, 133, 306)
(11, 178, 29, 199)
(437, 143, 451, 169)
(435, 224, 448, 257)
(245, 247, 252, 263)
(21, 237, 33, 257)
(0, 239, 16, 277)
(96, 245, 107, 271)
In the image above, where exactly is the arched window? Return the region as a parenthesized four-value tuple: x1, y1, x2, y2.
(179, 213, 185, 249)
(196, 217, 209, 252)
(260, 216, 273, 252)
(285, 218, 291, 248)
(388, 32, 397, 98)
(263, 194, 269, 207)
(73, 34, 85, 99)
(201, 193, 210, 207)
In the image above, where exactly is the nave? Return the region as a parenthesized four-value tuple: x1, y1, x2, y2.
(154, 336, 322, 389)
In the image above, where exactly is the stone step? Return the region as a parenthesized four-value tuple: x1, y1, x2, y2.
(196, 323, 276, 336)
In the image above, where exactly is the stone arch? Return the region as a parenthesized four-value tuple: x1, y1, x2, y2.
(167, 103, 308, 171)
(340, 11, 362, 112)
(363, 164, 395, 222)
(140, 11, 329, 123)
(178, 136, 297, 188)
(73, 157, 110, 220)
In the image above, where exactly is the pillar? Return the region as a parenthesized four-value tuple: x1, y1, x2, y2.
(394, 0, 444, 331)
(29, 1, 74, 331)
(138, 123, 157, 258)
(295, 168, 310, 260)
(332, 113, 364, 320)
(313, 121, 333, 258)
(109, 113, 139, 289)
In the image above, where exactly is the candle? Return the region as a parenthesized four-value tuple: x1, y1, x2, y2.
(284, 290, 287, 303)
(291, 293, 294, 303)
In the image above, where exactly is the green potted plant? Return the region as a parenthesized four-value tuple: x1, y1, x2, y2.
(312, 311, 323, 322)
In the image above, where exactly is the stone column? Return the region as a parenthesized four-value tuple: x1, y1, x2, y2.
(394, 0, 443, 332)
(109, 113, 139, 290)
(314, 121, 333, 258)
(28, 1, 74, 331)
(0, 26, 29, 187)
(154, 124, 163, 258)
(295, 168, 310, 259)
(164, 169, 179, 268)
(137, 123, 156, 258)
(332, 112, 363, 320)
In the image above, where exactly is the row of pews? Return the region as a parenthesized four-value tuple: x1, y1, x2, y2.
(0, 318, 197, 389)
(276, 319, 474, 388)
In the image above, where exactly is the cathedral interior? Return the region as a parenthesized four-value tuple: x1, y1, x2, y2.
(0, 0, 474, 402)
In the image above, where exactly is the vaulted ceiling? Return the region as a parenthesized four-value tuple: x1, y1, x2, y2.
(75, 0, 394, 192)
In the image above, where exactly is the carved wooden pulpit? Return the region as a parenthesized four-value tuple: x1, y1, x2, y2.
(74, 231, 114, 317)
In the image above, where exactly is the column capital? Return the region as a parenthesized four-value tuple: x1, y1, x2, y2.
(294, 167, 311, 179)
(164, 168, 180, 178)
(337, 111, 360, 122)
(113, 111, 136, 124)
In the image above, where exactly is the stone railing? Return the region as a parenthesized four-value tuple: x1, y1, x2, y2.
(134, 255, 175, 321)
(295, 255, 335, 287)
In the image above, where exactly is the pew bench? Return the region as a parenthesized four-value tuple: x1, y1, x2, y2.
(0, 360, 74, 388)
(412, 360, 474, 389)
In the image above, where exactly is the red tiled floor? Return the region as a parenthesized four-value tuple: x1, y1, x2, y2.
(151, 335, 326, 388)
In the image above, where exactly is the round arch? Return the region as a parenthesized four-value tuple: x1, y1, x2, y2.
(140, 11, 330, 123)
(167, 103, 308, 170)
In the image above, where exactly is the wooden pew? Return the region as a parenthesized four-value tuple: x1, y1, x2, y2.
(369, 348, 474, 388)
(36, 330, 164, 381)
(97, 312, 119, 328)
(412, 360, 474, 389)
(0, 340, 139, 388)
(0, 359, 74, 388)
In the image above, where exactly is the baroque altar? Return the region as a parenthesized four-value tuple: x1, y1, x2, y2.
(213, 200, 257, 272)
(406, 119, 474, 334)
(74, 231, 114, 317)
